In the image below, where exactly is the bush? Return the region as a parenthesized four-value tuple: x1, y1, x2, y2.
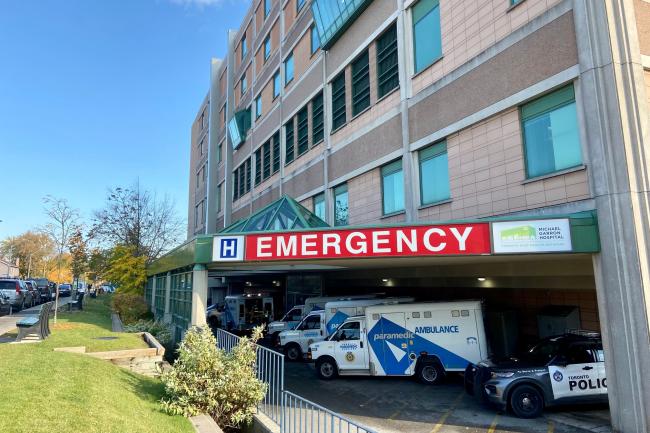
(112, 292, 151, 324)
(161, 326, 266, 428)
(123, 320, 172, 345)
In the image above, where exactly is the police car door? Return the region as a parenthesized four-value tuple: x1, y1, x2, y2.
(333, 321, 367, 371)
(549, 343, 602, 401)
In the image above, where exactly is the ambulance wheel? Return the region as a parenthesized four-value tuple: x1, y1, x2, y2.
(284, 344, 302, 362)
(416, 361, 445, 385)
(509, 385, 544, 418)
(316, 357, 338, 380)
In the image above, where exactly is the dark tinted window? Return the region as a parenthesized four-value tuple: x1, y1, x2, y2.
(520, 340, 561, 364)
(299, 315, 321, 330)
(566, 344, 596, 364)
(0, 281, 17, 291)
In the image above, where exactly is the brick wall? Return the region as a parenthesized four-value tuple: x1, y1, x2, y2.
(412, 0, 562, 94)
(419, 108, 590, 221)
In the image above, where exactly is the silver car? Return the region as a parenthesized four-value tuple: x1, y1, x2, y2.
(0, 278, 29, 311)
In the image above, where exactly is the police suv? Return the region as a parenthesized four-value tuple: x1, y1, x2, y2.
(465, 331, 607, 418)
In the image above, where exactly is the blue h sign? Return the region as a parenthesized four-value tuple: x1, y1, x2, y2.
(220, 238, 238, 258)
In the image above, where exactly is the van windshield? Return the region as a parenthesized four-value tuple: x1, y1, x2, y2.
(297, 314, 320, 330)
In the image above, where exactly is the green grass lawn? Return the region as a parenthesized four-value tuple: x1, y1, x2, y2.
(0, 295, 194, 433)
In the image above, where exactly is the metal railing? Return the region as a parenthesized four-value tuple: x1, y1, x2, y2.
(215, 328, 285, 424)
(282, 391, 377, 433)
(214, 328, 376, 433)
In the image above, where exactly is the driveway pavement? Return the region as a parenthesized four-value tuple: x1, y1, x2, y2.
(0, 298, 73, 336)
(284, 361, 612, 433)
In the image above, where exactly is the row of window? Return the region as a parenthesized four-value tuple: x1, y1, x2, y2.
(233, 157, 252, 200)
(254, 131, 281, 185)
(330, 23, 399, 132)
(317, 83, 583, 223)
(285, 91, 324, 164)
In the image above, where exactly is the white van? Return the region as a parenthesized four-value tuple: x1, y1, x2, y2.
(224, 294, 274, 332)
(279, 297, 413, 361)
(308, 301, 487, 385)
(268, 295, 376, 340)
(267, 305, 305, 339)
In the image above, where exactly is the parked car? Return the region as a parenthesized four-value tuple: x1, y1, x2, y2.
(464, 331, 607, 418)
(0, 278, 29, 311)
(24, 280, 40, 305)
(57, 284, 72, 297)
(33, 278, 51, 301)
(101, 284, 115, 293)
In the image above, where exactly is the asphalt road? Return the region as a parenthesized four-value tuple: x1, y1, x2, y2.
(0, 298, 73, 336)
(283, 361, 612, 433)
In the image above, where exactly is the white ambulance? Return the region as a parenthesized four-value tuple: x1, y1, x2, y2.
(279, 297, 413, 361)
(267, 295, 375, 341)
(308, 301, 488, 384)
(223, 294, 274, 333)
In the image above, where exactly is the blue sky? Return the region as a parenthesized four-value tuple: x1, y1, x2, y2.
(0, 0, 250, 240)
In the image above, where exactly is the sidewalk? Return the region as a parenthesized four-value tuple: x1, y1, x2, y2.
(0, 298, 73, 336)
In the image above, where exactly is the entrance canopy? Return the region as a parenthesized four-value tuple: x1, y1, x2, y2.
(147, 210, 600, 276)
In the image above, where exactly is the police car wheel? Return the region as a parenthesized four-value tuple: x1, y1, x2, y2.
(284, 344, 302, 362)
(509, 385, 544, 418)
(417, 362, 444, 385)
(316, 358, 337, 380)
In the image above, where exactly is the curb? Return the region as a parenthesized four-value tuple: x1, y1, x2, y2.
(190, 415, 224, 433)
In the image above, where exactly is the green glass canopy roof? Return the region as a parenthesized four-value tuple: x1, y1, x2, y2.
(220, 195, 329, 233)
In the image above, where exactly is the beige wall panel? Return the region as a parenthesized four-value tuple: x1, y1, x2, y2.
(634, 0, 650, 56)
(418, 108, 590, 222)
(411, 0, 563, 94)
(253, 187, 279, 211)
(284, 1, 312, 51)
(326, 0, 396, 76)
(282, 56, 322, 118)
(283, 160, 324, 199)
(409, 12, 578, 143)
(329, 114, 402, 180)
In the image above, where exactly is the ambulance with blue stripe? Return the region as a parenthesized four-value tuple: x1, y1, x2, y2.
(307, 301, 487, 385)
(278, 297, 412, 361)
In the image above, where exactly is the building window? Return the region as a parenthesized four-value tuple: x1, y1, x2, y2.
(285, 53, 294, 85)
(241, 75, 247, 96)
(273, 71, 281, 98)
(297, 106, 309, 156)
(412, 0, 442, 73)
(311, 25, 320, 55)
(217, 183, 222, 212)
(272, 131, 280, 172)
(331, 71, 346, 131)
(334, 184, 348, 226)
(311, 92, 324, 144)
(241, 34, 247, 60)
(233, 158, 251, 200)
(381, 160, 405, 215)
(264, 36, 271, 61)
(264, 0, 271, 17)
(285, 119, 295, 164)
(521, 85, 582, 178)
(419, 140, 450, 205)
(352, 50, 370, 116)
(263, 140, 271, 178)
(313, 193, 325, 221)
(217, 143, 222, 163)
(255, 147, 262, 185)
(255, 95, 262, 119)
(222, 106, 226, 127)
(297, 0, 306, 13)
(377, 23, 399, 99)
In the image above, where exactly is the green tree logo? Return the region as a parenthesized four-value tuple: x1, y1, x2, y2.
(500, 225, 536, 241)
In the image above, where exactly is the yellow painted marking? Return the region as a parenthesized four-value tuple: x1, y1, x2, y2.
(547, 421, 555, 433)
(429, 391, 464, 433)
(487, 413, 500, 433)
